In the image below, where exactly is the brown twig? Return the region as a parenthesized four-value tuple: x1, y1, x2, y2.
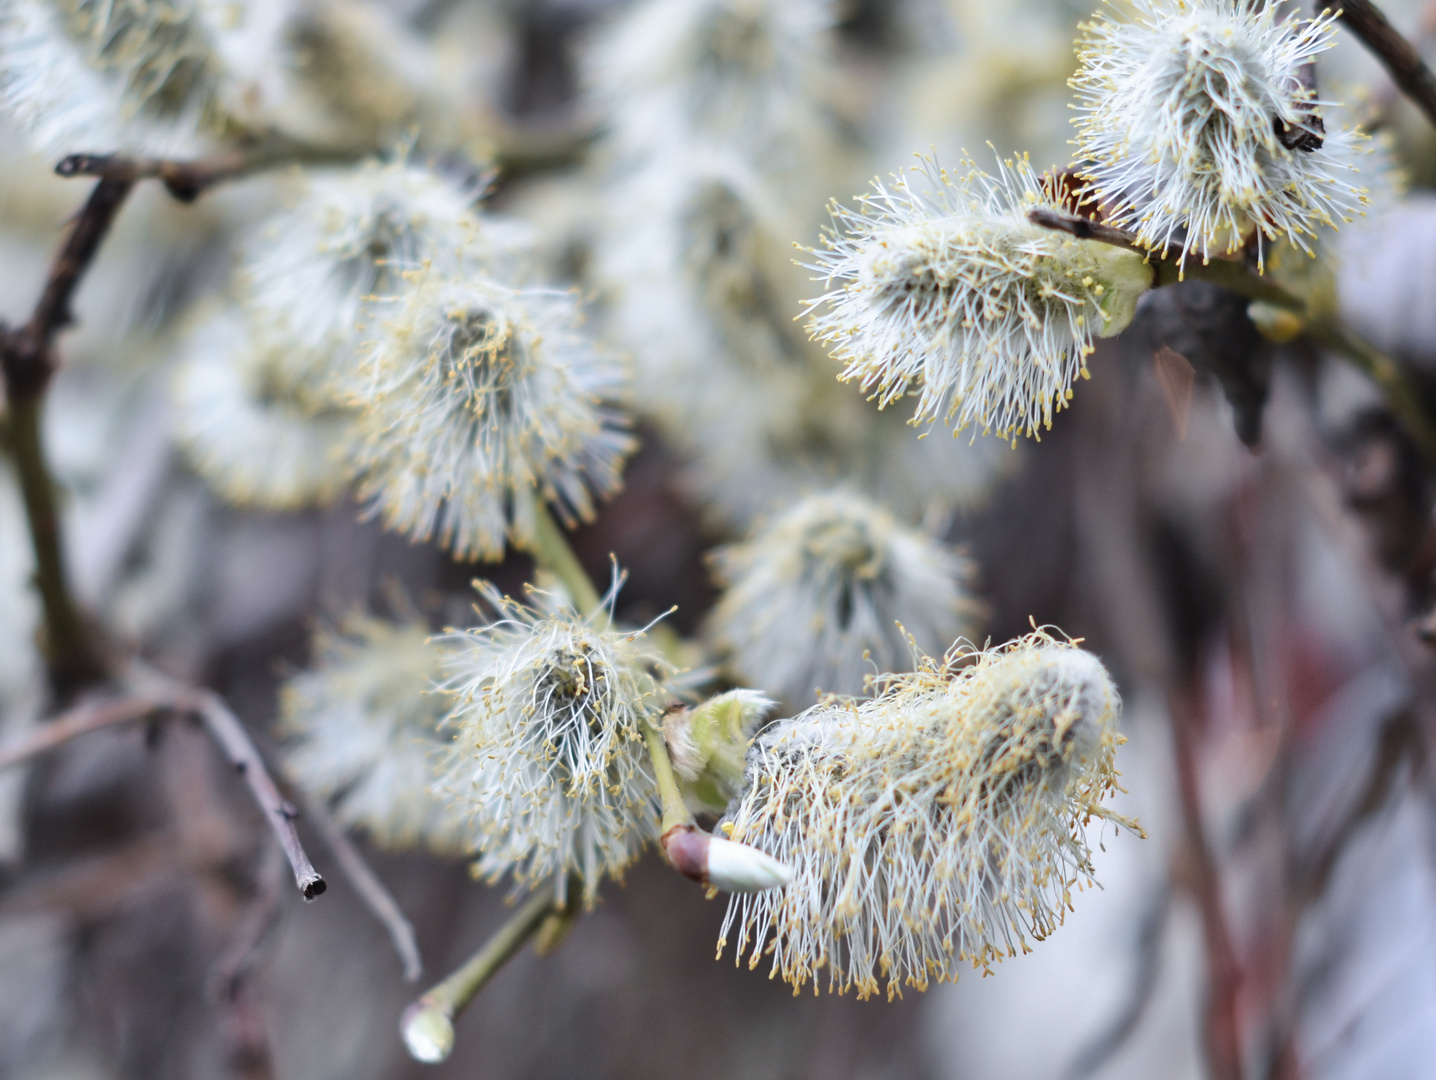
(1170, 683, 1245, 1080)
(210, 840, 288, 1001)
(189, 690, 326, 900)
(53, 141, 357, 204)
(0, 694, 176, 771)
(294, 788, 424, 981)
(0, 683, 327, 900)
(0, 178, 137, 691)
(1326, 0, 1436, 131)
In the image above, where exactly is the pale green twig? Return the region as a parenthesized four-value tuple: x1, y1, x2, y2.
(400, 889, 556, 1063)
(528, 503, 604, 617)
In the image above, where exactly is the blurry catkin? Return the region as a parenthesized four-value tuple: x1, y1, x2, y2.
(171, 306, 354, 510)
(238, 160, 532, 406)
(718, 633, 1137, 998)
(0, 0, 227, 155)
(584, 0, 836, 162)
(282, 614, 467, 855)
(350, 270, 633, 562)
(709, 490, 981, 707)
(439, 583, 671, 904)
(1071, 0, 1368, 269)
(804, 152, 1151, 442)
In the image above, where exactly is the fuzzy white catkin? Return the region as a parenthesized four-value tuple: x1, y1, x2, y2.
(282, 614, 468, 855)
(238, 160, 533, 405)
(718, 633, 1136, 999)
(171, 306, 354, 510)
(440, 584, 670, 904)
(350, 270, 633, 562)
(584, 0, 836, 165)
(1071, 0, 1368, 269)
(0, 0, 226, 156)
(709, 490, 982, 707)
(805, 152, 1152, 443)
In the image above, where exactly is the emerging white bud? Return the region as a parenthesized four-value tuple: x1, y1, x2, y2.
(705, 835, 793, 893)
(400, 1002, 455, 1064)
(1071, 0, 1369, 270)
(661, 824, 792, 893)
(804, 152, 1152, 442)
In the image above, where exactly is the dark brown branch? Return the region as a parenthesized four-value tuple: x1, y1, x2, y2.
(294, 788, 423, 981)
(209, 840, 287, 1001)
(0, 683, 327, 900)
(1327, 0, 1436, 131)
(5, 397, 103, 691)
(189, 690, 326, 900)
(0, 179, 137, 691)
(54, 141, 357, 204)
(1171, 685, 1245, 1080)
(0, 693, 178, 771)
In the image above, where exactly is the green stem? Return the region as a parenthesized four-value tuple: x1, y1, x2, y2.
(1026, 209, 1436, 462)
(6, 397, 103, 691)
(402, 888, 555, 1061)
(643, 718, 694, 835)
(528, 503, 603, 616)
(1153, 256, 1303, 312)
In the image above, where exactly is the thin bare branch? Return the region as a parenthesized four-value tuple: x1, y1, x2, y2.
(0, 178, 136, 691)
(1326, 0, 1436, 131)
(209, 840, 288, 1002)
(54, 141, 357, 204)
(1171, 684, 1244, 1080)
(3, 679, 329, 900)
(0, 694, 177, 771)
(189, 690, 326, 900)
(295, 789, 423, 981)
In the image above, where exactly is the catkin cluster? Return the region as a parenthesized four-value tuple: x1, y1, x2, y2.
(718, 633, 1135, 998)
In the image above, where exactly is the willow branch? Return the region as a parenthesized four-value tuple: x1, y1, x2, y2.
(0, 178, 135, 690)
(0, 683, 327, 900)
(1028, 207, 1436, 462)
(294, 788, 423, 981)
(528, 503, 604, 616)
(55, 139, 359, 204)
(188, 690, 326, 900)
(401, 889, 557, 1063)
(0, 694, 180, 771)
(1324, 0, 1436, 131)
(1170, 685, 1244, 1080)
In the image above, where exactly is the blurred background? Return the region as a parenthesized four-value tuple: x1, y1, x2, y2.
(3, 0, 1436, 1077)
